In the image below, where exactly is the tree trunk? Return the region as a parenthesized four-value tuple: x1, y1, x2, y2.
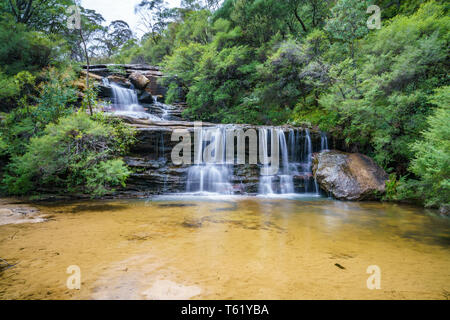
(294, 6, 308, 33)
(79, 28, 93, 116)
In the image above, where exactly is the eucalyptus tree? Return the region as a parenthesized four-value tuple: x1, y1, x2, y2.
(94, 20, 134, 58)
(1, 0, 74, 32)
(135, 0, 178, 43)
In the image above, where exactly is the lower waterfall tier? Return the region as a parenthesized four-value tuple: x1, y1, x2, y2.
(120, 125, 340, 196)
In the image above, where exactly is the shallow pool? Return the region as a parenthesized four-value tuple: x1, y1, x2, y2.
(0, 196, 449, 299)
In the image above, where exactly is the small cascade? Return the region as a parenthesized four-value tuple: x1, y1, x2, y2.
(321, 132, 329, 151)
(304, 129, 313, 168)
(287, 128, 323, 194)
(158, 132, 165, 160)
(258, 128, 295, 195)
(155, 96, 169, 120)
(102, 78, 161, 120)
(278, 128, 295, 194)
(186, 126, 233, 194)
(258, 128, 275, 194)
(110, 83, 142, 112)
(149, 96, 182, 121)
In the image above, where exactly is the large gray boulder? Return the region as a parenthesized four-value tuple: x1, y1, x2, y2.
(313, 150, 388, 200)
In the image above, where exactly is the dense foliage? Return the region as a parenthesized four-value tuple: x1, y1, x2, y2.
(0, 1, 136, 197)
(3, 112, 134, 196)
(409, 87, 450, 208)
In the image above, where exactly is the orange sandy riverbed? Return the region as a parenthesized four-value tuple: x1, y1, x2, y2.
(1, 197, 449, 300)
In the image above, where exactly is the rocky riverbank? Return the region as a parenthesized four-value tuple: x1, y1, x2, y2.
(0, 198, 47, 226)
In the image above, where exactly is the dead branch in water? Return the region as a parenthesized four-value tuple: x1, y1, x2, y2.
(0, 258, 18, 273)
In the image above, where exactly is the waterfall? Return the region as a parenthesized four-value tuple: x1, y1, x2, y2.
(304, 129, 313, 168)
(286, 128, 323, 194)
(258, 128, 294, 195)
(258, 128, 275, 194)
(183, 126, 327, 196)
(152, 95, 180, 121)
(186, 126, 233, 194)
(289, 129, 295, 162)
(321, 132, 329, 151)
(102, 78, 162, 120)
(110, 83, 142, 112)
(278, 128, 295, 194)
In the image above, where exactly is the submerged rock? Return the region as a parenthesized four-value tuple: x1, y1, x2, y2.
(439, 205, 449, 216)
(0, 203, 46, 226)
(313, 151, 388, 201)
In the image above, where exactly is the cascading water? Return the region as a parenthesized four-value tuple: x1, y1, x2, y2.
(278, 129, 295, 194)
(321, 132, 329, 151)
(184, 126, 328, 196)
(103, 78, 161, 120)
(152, 96, 180, 121)
(110, 83, 140, 111)
(258, 128, 295, 195)
(287, 128, 321, 194)
(258, 128, 275, 195)
(186, 126, 233, 194)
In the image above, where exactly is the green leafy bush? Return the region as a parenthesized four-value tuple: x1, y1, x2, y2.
(0, 68, 77, 156)
(3, 113, 135, 197)
(0, 15, 57, 76)
(409, 86, 450, 208)
(315, 1, 449, 170)
(0, 134, 6, 156)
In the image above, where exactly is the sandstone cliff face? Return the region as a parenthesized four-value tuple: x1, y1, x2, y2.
(82, 64, 166, 97)
(313, 151, 388, 200)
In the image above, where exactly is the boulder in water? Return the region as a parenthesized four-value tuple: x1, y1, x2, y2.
(129, 72, 150, 90)
(313, 150, 388, 200)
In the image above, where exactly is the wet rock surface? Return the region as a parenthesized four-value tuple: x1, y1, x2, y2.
(0, 199, 47, 225)
(312, 150, 388, 200)
(120, 122, 327, 195)
(83, 64, 166, 97)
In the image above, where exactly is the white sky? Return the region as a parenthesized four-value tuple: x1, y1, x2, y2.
(81, 0, 182, 38)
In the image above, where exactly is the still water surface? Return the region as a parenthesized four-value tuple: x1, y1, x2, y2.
(0, 195, 449, 299)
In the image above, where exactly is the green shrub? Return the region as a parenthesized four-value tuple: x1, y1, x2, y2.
(0, 15, 57, 76)
(0, 135, 6, 156)
(384, 173, 400, 201)
(409, 86, 450, 208)
(0, 68, 77, 156)
(3, 113, 135, 197)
